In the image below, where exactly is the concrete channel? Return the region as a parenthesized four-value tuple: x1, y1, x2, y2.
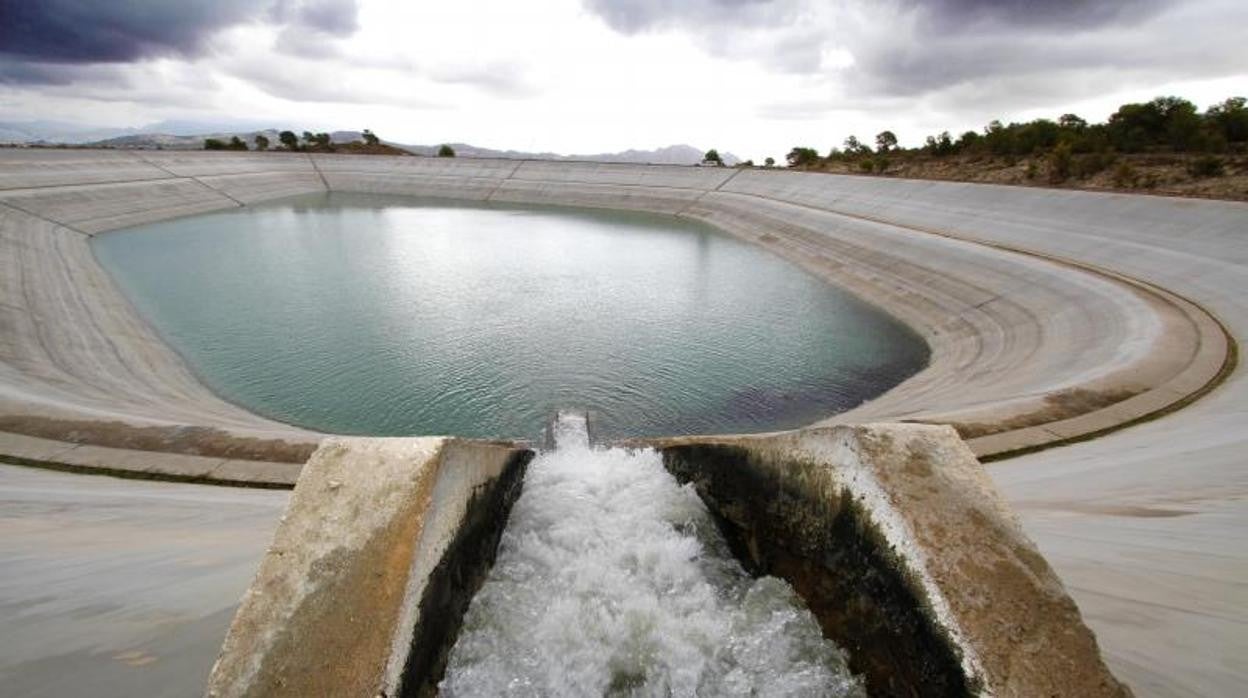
(1, 149, 1245, 694)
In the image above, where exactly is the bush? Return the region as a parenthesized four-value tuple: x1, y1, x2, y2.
(1074, 152, 1116, 178)
(1188, 155, 1226, 178)
(203, 138, 226, 150)
(438, 144, 456, 158)
(1025, 162, 1039, 180)
(786, 147, 820, 167)
(857, 159, 874, 173)
(1048, 143, 1073, 183)
(1112, 162, 1138, 188)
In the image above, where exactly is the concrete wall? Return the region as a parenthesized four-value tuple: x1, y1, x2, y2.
(205, 437, 531, 698)
(207, 424, 1128, 697)
(656, 424, 1129, 697)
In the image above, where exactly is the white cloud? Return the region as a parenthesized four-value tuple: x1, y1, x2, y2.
(0, 0, 1244, 162)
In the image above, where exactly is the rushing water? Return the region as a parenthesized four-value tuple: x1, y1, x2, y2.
(92, 193, 926, 440)
(441, 413, 864, 697)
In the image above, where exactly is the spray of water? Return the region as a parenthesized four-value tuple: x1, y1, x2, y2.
(441, 414, 864, 697)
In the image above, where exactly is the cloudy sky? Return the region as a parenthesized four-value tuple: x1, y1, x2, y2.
(1, 0, 1244, 160)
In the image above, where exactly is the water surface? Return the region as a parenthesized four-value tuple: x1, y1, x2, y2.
(93, 193, 926, 440)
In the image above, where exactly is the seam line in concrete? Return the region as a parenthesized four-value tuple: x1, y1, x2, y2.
(484, 159, 525, 202)
(0, 198, 92, 237)
(127, 151, 246, 207)
(307, 154, 331, 191)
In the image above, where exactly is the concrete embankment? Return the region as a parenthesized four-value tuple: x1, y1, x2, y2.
(1, 149, 1244, 691)
(0, 149, 1229, 476)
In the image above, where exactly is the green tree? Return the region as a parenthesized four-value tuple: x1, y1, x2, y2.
(875, 130, 898, 153)
(227, 136, 248, 151)
(1058, 113, 1087, 130)
(203, 138, 227, 150)
(843, 135, 869, 154)
(278, 130, 299, 150)
(925, 131, 954, 156)
(438, 144, 456, 157)
(786, 146, 820, 167)
(314, 132, 332, 148)
(703, 148, 723, 165)
(1205, 97, 1247, 144)
(254, 134, 270, 151)
(362, 129, 380, 146)
(764, 156, 775, 168)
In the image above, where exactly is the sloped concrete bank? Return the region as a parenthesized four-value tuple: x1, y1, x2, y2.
(206, 425, 1128, 696)
(0, 149, 1230, 480)
(2, 150, 1243, 691)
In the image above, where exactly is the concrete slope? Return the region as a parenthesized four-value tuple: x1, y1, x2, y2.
(0, 151, 1243, 692)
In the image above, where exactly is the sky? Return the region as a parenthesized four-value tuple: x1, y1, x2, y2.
(0, 0, 1245, 161)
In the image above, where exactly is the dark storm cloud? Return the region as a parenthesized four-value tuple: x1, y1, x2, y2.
(270, 0, 359, 37)
(909, 0, 1168, 29)
(0, 0, 358, 74)
(581, 0, 780, 34)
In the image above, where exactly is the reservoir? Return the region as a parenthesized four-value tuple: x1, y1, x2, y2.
(92, 192, 927, 440)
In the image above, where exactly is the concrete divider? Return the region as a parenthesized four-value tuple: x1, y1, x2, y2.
(204, 436, 532, 698)
(653, 423, 1130, 697)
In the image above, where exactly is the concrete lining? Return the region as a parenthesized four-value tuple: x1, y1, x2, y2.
(2, 150, 1243, 691)
(0, 149, 1233, 477)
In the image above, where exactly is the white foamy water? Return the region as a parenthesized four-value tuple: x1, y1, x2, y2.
(441, 415, 864, 697)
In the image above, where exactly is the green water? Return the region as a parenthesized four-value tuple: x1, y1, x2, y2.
(91, 193, 927, 440)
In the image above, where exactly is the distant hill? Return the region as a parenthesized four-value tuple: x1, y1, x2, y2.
(0, 121, 738, 165)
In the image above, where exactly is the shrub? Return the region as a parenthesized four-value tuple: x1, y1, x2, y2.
(1025, 162, 1039, 180)
(203, 138, 226, 150)
(1112, 162, 1138, 188)
(254, 134, 270, 151)
(1074, 152, 1116, 178)
(438, 144, 456, 158)
(1048, 143, 1073, 183)
(1188, 155, 1226, 178)
(857, 159, 874, 173)
(786, 147, 820, 167)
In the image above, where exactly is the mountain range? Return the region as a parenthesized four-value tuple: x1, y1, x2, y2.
(0, 121, 739, 165)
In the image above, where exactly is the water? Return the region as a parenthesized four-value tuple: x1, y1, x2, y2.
(441, 414, 864, 697)
(92, 193, 927, 440)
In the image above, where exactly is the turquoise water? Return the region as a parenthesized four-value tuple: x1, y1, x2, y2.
(92, 193, 927, 440)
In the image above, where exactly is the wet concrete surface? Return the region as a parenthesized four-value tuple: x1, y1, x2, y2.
(0, 464, 287, 698)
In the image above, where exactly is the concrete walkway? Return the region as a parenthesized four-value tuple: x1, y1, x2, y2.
(0, 464, 287, 698)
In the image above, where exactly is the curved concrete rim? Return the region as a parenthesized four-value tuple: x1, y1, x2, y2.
(0, 149, 1237, 486)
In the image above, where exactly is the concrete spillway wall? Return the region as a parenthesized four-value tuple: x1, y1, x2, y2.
(205, 424, 1129, 696)
(0, 149, 1236, 479)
